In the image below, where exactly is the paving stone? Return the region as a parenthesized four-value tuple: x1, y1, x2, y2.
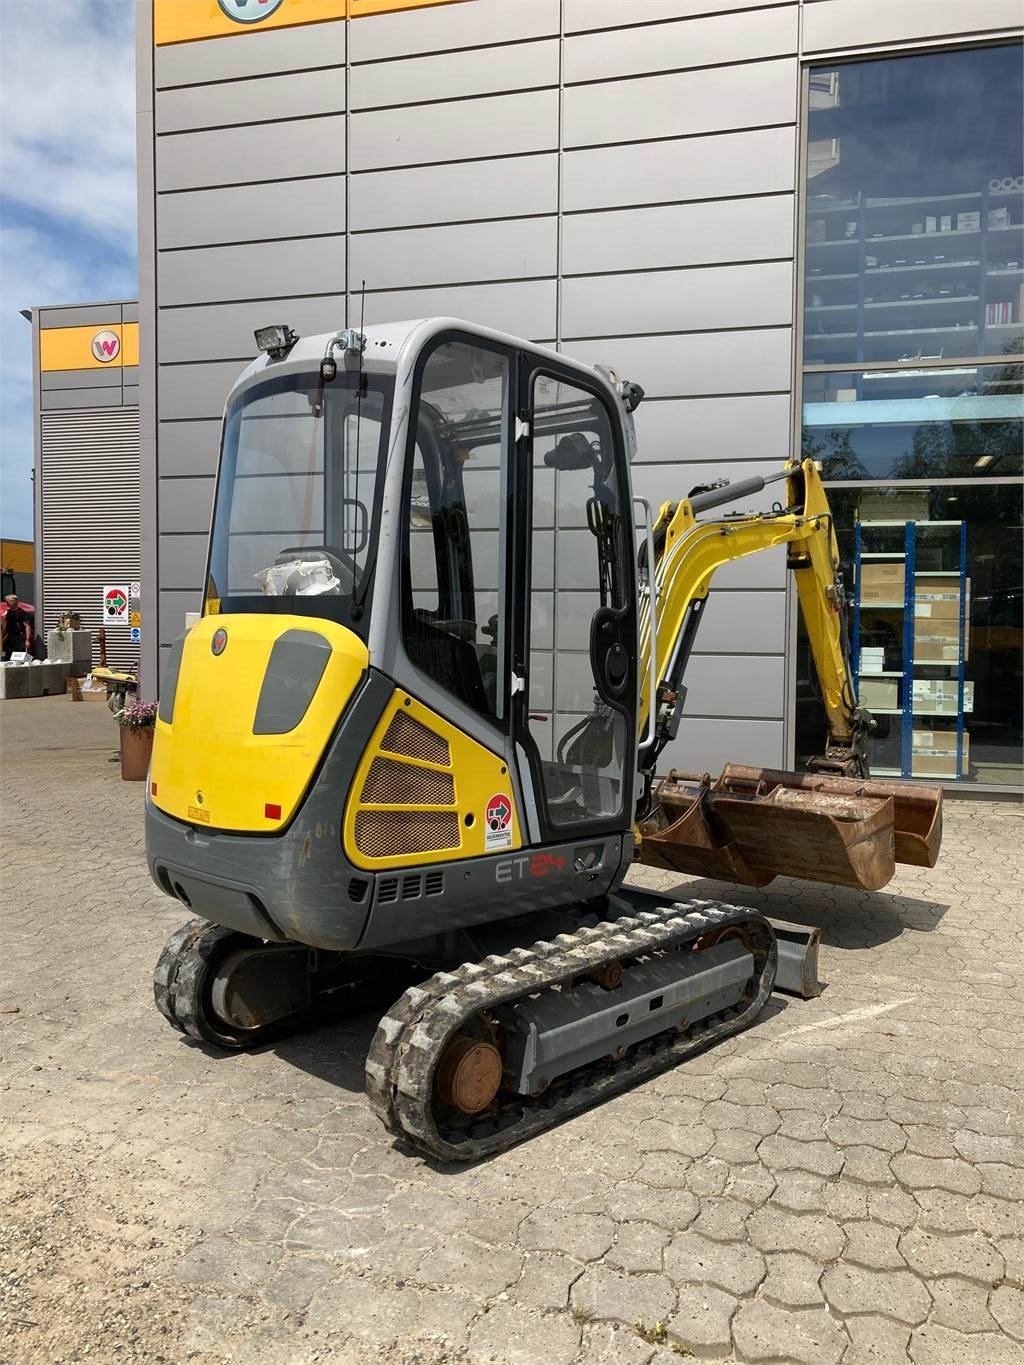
(910, 1188, 977, 1234)
(775, 1108, 834, 1142)
(635, 1150, 693, 1190)
(683, 1159, 730, 1199)
(954, 1129, 1024, 1166)
(766, 1084, 840, 1115)
(759, 1251, 825, 1308)
(866, 1185, 918, 1230)
(723, 1163, 775, 1210)
(909, 1323, 1024, 1365)
(898, 1227, 1003, 1283)
(702, 1101, 780, 1137)
(979, 1162, 1024, 1201)
(990, 1284, 1024, 1341)
(841, 1314, 912, 1364)
(927, 1276, 998, 1333)
(903, 1124, 959, 1159)
(606, 1182, 701, 1232)
(759, 1133, 844, 1177)
(518, 1208, 615, 1261)
(511, 1250, 582, 1310)
(823, 1180, 870, 1221)
(606, 1220, 670, 1274)
(415, 1233, 522, 1298)
(284, 1207, 382, 1260)
(581, 1322, 656, 1365)
(175, 1236, 282, 1291)
(261, 1255, 336, 1312)
(843, 1220, 906, 1270)
(690, 1197, 752, 1242)
(746, 1207, 845, 1260)
(709, 1129, 764, 1164)
(841, 1145, 896, 1186)
(667, 1284, 737, 1358)
(231, 1198, 301, 1245)
(972, 1194, 1024, 1242)
(731, 1300, 847, 1365)
(468, 1302, 580, 1365)
(827, 1115, 907, 1153)
(638, 1118, 716, 1158)
(664, 1231, 765, 1297)
(769, 1171, 824, 1213)
(890, 1152, 983, 1196)
(821, 1264, 931, 1325)
(570, 1264, 677, 1326)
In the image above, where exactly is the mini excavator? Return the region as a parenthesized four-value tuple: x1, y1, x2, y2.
(147, 319, 942, 1160)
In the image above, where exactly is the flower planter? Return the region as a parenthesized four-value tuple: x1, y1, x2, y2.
(120, 725, 154, 782)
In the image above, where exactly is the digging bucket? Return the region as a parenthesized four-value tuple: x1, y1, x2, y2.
(638, 766, 942, 892)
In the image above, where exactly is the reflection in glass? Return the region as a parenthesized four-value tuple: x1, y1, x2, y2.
(802, 359, 1023, 480)
(805, 46, 1023, 366)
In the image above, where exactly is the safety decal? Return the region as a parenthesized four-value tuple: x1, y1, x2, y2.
(484, 793, 513, 851)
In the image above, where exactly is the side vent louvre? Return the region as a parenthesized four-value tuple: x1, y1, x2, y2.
(401, 875, 421, 901)
(378, 877, 399, 904)
(425, 871, 444, 897)
(352, 700, 460, 862)
(347, 877, 368, 904)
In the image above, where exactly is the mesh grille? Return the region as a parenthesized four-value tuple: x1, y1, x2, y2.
(380, 711, 450, 766)
(362, 756, 455, 805)
(355, 810, 460, 858)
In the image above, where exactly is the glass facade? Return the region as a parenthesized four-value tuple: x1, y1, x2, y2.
(797, 45, 1024, 791)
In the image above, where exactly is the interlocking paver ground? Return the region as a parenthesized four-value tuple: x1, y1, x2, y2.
(2, 696, 1023, 1363)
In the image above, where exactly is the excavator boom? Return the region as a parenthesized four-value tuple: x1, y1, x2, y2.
(633, 458, 943, 890)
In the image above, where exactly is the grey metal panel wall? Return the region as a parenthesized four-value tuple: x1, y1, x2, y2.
(39, 407, 141, 670)
(802, 0, 1024, 53)
(144, 4, 1020, 772)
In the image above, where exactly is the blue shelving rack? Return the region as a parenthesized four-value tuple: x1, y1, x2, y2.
(852, 518, 969, 780)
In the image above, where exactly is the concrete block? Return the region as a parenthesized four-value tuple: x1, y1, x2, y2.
(26, 666, 44, 697)
(0, 665, 32, 700)
(37, 662, 69, 696)
(46, 629, 93, 664)
(69, 660, 91, 678)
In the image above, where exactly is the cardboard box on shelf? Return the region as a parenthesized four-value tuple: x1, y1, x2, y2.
(915, 598, 964, 621)
(861, 562, 905, 603)
(912, 679, 973, 713)
(915, 641, 962, 664)
(911, 732, 970, 778)
(859, 677, 899, 709)
(988, 206, 1010, 229)
(915, 574, 968, 602)
(956, 210, 980, 232)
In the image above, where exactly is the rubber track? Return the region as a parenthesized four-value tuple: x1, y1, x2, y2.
(365, 898, 776, 1162)
(153, 917, 252, 1047)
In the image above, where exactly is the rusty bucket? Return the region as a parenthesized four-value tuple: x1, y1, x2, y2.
(638, 765, 942, 892)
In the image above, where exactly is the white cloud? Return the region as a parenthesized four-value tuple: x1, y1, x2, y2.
(0, 0, 137, 539)
(0, 0, 138, 250)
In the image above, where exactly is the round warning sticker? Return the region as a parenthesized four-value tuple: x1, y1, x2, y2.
(485, 793, 513, 849)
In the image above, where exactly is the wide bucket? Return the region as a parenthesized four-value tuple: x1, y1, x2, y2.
(638, 766, 942, 892)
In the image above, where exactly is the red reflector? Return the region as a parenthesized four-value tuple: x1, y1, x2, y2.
(150, 782, 158, 796)
(265, 803, 282, 820)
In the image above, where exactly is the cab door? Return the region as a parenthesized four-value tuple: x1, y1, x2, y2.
(513, 363, 637, 840)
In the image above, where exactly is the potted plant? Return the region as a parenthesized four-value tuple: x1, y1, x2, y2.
(116, 699, 158, 782)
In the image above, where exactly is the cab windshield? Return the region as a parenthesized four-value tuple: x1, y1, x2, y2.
(207, 370, 394, 632)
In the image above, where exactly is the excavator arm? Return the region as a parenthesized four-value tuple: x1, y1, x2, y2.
(637, 457, 870, 775)
(634, 458, 943, 892)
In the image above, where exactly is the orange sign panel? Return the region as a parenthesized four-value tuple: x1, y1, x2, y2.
(39, 324, 140, 374)
(154, 0, 466, 46)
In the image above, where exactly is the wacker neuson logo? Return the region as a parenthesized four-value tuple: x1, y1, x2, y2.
(91, 330, 120, 363)
(218, 0, 285, 23)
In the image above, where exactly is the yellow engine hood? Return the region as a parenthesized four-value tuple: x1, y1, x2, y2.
(150, 614, 367, 833)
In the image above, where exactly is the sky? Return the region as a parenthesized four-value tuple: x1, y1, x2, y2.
(0, 0, 137, 541)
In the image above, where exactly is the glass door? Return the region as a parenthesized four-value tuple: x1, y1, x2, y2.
(516, 367, 636, 835)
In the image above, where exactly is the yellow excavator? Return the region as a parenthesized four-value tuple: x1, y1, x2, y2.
(147, 319, 942, 1160)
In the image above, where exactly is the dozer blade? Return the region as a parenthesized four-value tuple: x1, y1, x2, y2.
(638, 766, 942, 893)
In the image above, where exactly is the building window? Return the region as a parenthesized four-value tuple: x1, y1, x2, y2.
(798, 44, 1023, 791)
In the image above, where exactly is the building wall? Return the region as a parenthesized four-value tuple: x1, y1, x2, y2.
(137, 0, 1023, 773)
(32, 303, 141, 669)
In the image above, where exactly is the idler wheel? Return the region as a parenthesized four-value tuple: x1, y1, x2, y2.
(435, 1034, 503, 1114)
